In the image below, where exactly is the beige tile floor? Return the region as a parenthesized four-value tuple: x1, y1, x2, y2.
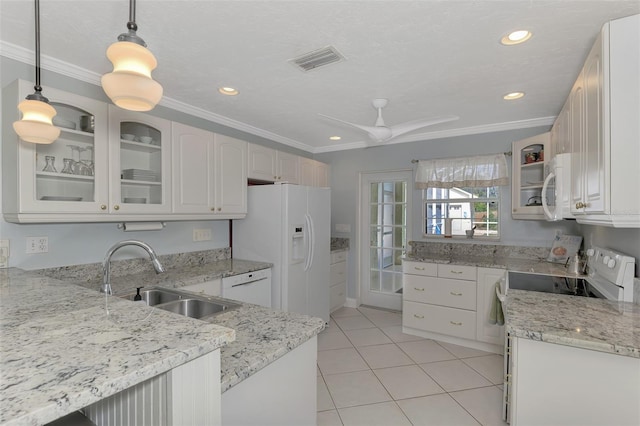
(317, 306, 507, 426)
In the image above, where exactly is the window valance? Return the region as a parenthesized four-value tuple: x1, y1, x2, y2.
(415, 153, 509, 189)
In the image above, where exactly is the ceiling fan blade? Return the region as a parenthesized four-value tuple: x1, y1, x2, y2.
(318, 114, 392, 141)
(389, 115, 459, 139)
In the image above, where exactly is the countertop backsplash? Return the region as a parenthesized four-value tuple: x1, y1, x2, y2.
(408, 241, 549, 261)
(331, 237, 350, 251)
(36, 247, 231, 283)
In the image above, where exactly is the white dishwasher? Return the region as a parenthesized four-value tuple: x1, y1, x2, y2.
(222, 268, 272, 308)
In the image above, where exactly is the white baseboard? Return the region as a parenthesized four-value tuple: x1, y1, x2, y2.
(344, 298, 358, 308)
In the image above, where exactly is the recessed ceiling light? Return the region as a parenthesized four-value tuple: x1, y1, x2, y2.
(501, 30, 532, 45)
(218, 87, 239, 96)
(503, 92, 525, 100)
(329, 136, 341, 141)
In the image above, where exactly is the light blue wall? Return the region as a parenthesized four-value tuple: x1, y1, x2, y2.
(315, 129, 583, 299)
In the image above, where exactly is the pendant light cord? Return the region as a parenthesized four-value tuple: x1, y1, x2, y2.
(127, 0, 138, 32)
(33, 0, 42, 93)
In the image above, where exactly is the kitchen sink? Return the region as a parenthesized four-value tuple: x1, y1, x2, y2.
(121, 287, 239, 320)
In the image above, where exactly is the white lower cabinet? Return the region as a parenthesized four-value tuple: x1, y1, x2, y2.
(476, 268, 506, 346)
(84, 350, 221, 426)
(509, 338, 640, 425)
(402, 261, 504, 353)
(329, 250, 347, 312)
(222, 337, 317, 426)
(180, 279, 222, 297)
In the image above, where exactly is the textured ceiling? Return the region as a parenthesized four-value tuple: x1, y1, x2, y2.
(1, 1, 639, 152)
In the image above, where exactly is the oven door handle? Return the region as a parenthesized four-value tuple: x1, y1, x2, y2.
(496, 278, 506, 302)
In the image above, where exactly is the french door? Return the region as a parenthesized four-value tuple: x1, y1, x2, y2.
(360, 171, 412, 310)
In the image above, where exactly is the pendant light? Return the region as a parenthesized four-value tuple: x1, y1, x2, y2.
(101, 0, 163, 112)
(12, 0, 61, 144)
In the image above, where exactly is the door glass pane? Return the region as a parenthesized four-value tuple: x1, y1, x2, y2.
(367, 179, 409, 296)
(36, 103, 96, 203)
(119, 122, 162, 205)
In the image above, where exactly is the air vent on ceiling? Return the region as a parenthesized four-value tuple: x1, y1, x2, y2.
(289, 46, 345, 72)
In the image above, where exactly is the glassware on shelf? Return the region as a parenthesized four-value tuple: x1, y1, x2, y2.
(43, 155, 57, 172)
(79, 146, 94, 176)
(61, 158, 75, 174)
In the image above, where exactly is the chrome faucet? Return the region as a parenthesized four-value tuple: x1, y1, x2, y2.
(101, 240, 165, 295)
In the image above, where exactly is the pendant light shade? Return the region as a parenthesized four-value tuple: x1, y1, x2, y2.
(13, 98, 60, 144)
(13, 0, 60, 144)
(101, 0, 163, 112)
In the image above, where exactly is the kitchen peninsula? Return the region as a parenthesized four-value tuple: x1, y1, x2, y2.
(0, 255, 325, 425)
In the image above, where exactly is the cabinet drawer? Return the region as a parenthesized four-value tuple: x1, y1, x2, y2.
(331, 250, 347, 264)
(437, 264, 476, 281)
(330, 261, 347, 286)
(403, 301, 476, 340)
(330, 283, 346, 311)
(403, 275, 476, 310)
(403, 261, 437, 277)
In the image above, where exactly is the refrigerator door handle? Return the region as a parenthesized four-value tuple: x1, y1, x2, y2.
(307, 214, 315, 271)
(304, 214, 313, 271)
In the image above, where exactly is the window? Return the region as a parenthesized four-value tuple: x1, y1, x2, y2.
(423, 186, 500, 238)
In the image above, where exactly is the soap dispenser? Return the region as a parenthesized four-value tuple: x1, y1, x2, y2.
(134, 287, 143, 301)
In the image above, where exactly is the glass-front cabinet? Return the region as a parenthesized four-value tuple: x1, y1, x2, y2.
(2, 79, 109, 220)
(107, 106, 171, 214)
(511, 132, 550, 220)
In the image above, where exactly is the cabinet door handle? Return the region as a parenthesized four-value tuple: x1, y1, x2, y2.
(100, 204, 107, 210)
(217, 207, 222, 211)
(450, 270, 463, 274)
(210, 207, 215, 211)
(450, 291, 463, 296)
(414, 287, 425, 291)
(414, 266, 425, 271)
(450, 321, 463, 326)
(113, 205, 120, 211)
(413, 314, 424, 319)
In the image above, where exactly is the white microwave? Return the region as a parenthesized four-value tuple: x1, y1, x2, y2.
(542, 153, 574, 221)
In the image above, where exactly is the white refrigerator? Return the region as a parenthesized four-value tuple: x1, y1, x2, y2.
(232, 184, 331, 323)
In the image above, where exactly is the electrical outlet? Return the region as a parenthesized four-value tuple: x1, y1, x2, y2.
(0, 240, 9, 268)
(26, 236, 48, 254)
(193, 228, 212, 242)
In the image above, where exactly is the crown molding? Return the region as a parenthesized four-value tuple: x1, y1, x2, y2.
(1, 41, 315, 153)
(312, 116, 555, 153)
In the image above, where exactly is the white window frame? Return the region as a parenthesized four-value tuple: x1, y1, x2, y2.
(421, 186, 501, 240)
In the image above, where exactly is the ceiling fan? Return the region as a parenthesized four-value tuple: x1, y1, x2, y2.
(319, 98, 459, 144)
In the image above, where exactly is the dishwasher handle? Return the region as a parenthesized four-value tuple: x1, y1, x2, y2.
(231, 277, 268, 288)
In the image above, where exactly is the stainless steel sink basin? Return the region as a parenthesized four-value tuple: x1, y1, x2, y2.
(156, 299, 232, 318)
(121, 287, 239, 320)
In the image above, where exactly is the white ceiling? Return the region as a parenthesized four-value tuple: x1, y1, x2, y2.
(1, 1, 639, 153)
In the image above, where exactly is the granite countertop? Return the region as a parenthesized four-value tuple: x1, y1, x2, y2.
(73, 258, 273, 296)
(404, 254, 586, 279)
(0, 269, 235, 426)
(505, 289, 640, 358)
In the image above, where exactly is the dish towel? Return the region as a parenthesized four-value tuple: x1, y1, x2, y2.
(489, 280, 505, 326)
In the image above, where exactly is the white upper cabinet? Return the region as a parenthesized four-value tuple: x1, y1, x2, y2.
(247, 143, 277, 181)
(568, 14, 640, 227)
(172, 123, 247, 217)
(300, 157, 330, 188)
(172, 122, 215, 214)
(511, 133, 550, 220)
(214, 134, 247, 215)
(108, 106, 172, 215)
(2, 80, 109, 222)
(247, 143, 301, 184)
(276, 151, 300, 184)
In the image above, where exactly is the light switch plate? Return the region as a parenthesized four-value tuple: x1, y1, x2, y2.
(193, 228, 212, 242)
